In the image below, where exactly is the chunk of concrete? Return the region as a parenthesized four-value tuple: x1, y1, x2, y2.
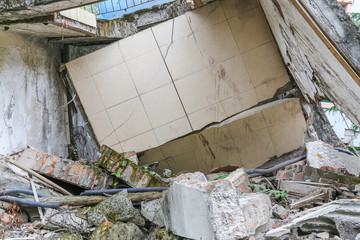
(272, 204, 289, 220)
(266, 199, 360, 240)
(91, 221, 144, 240)
(43, 208, 89, 233)
(162, 172, 272, 240)
(306, 141, 360, 176)
(225, 168, 252, 193)
(141, 198, 165, 227)
(98, 145, 167, 188)
(87, 190, 145, 227)
(18, 148, 113, 189)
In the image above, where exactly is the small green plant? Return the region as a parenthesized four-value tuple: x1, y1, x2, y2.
(215, 173, 230, 180)
(249, 183, 289, 199)
(111, 172, 121, 178)
(113, 182, 119, 187)
(155, 230, 165, 239)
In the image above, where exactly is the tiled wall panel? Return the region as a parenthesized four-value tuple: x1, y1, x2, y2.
(66, 0, 290, 153)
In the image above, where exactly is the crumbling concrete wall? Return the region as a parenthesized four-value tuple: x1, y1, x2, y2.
(0, 31, 68, 157)
(260, 0, 360, 126)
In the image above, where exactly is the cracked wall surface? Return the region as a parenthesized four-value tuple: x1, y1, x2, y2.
(260, 0, 360, 126)
(0, 31, 68, 157)
(66, 0, 294, 154)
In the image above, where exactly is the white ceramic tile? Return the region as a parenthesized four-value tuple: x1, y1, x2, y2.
(214, 55, 253, 101)
(110, 143, 124, 153)
(85, 42, 124, 75)
(121, 130, 159, 152)
(186, 1, 226, 32)
(229, 7, 273, 53)
(262, 99, 303, 127)
(93, 63, 138, 109)
(194, 21, 239, 65)
(221, 88, 259, 117)
(221, 0, 260, 19)
(152, 15, 193, 47)
(119, 29, 158, 61)
(154, 117, 192, 145)
(66, 57, 91, 84)
(268, 118, 306, 157)
(161, 34, 206, 80)
(100, 132, 119, 147)
(167, 151, 200, 174)
(88, 110, 117, 145)
(243, 41, 287, 87)
(107, 97, 152, 142)
(188, 103, 226, 130)
(126, 49, 172, 95)
(255, 75, 290, 101)
(226, 112, 267, 138)
(76, 79, 105, 117)
(232, 128, 276, 169)
(161, 135, 198, 157)
(141, 83, 186, 128)
(175, 68, 220, 114)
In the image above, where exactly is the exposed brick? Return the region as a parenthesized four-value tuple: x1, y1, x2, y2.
(320, 166, 339, 173)
(18, 149, 113, 189)
(98, 145, 168, 188)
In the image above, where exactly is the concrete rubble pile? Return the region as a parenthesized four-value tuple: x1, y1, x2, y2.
(0, 140, 360, 239)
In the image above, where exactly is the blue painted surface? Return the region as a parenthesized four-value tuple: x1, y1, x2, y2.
(90, 0, 173, 19)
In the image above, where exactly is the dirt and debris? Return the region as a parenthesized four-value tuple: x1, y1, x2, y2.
(0, 140, 360, 239)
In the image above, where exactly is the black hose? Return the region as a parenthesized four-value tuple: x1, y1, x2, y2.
(246, 155, 306, 177)
(80, 187, 169, 196)
(334, 147, 358, 157)
(0, 189, 46, 198)
(0, 196, 59, 208)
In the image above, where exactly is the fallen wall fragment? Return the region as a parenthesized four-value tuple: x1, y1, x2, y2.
(98, 145, 168, 187)
(162, 172, 272, 239)
(265, 199, 360, 240)
(306, 140, 360, 176)
(18, 148, 114, 190)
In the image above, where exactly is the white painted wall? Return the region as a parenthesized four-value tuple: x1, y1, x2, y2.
(0, 32, 68, 157)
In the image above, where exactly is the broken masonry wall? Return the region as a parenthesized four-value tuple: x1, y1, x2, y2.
(0, 31, 68, 157)
(259, 0, 360, 126)
(66, 0, 292, 153)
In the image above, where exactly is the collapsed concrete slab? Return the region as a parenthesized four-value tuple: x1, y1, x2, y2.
(18, 148, 114, 190)
(306, 141, 360, 176)
(162, 172, 272, 240)
(140, 98, 306, 174)
(98, 145, 168, 188)
(266, 199, 360, 240)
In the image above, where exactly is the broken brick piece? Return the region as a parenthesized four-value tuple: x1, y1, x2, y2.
(98, 145, 168, 188)
(18, 149, 114, 190)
